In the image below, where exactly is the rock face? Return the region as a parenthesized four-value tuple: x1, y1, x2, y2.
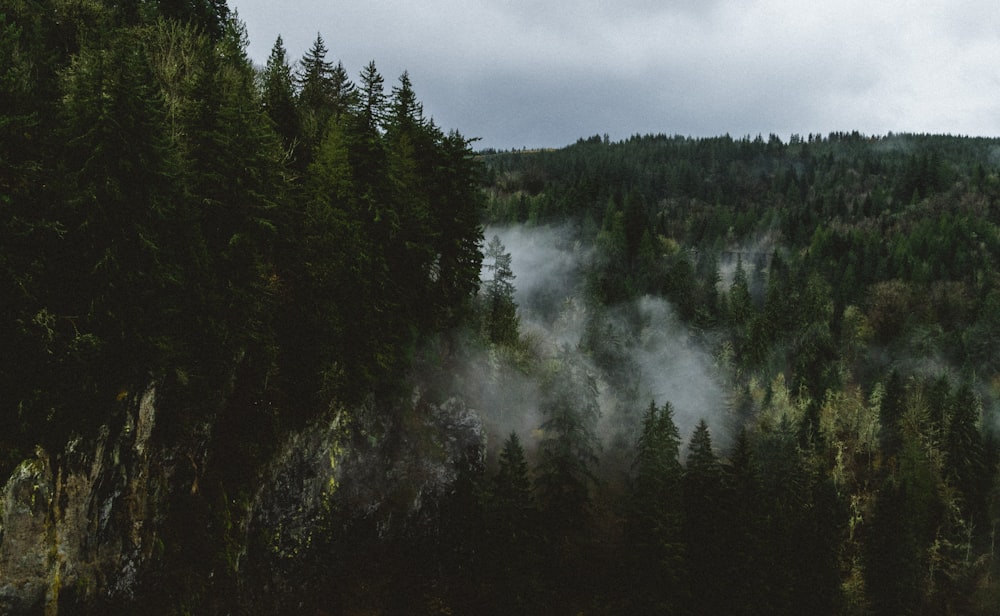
(238, 394, 486, 613)
(0, 384, 486, 614)
(0, 385, 162, 614)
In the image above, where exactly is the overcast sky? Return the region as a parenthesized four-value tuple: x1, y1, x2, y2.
(230, 0, 1000, 151)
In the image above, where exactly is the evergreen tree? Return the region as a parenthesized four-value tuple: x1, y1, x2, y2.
(485, 432, 539, 613)
(261, 35, 298, 152)
(427, 129, 485, 328)
(357, 59, 387, 133)
(946, 382, 989, 528)
(536, 349, 601, 529)
(481, 235, 519, 345)
(56, 30, 183, 408)
(728, 254, 754, 327)
(296, 32, 334, 111)
(720, 428, 768, 616)
(625, 401, 687, 614)
(328, 61, 357, 121)
(879, 369, 906, 466)
(174, 21, 281, 381)
(683, 419, 726, 615)
(156, 0, 230, 41)
(865, 477, 925, 616)
(295, 32, 335, 162)
(532, 349, 602, 609)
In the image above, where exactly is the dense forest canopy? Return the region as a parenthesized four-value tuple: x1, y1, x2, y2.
(475, 131, 1000, 613)
(3, 1, 1000, 614)
(1, 0, 483, 466)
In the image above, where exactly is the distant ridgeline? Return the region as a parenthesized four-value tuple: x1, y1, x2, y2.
(5, 0, 1000, 613)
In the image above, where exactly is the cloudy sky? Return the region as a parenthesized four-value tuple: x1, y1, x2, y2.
(230, 0, 1000, 151)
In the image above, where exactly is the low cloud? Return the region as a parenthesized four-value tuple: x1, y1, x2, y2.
(466, 226, 728, 458)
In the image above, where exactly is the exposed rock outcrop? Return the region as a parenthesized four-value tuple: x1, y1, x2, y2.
(0, 383, 486, 614)
(0, 386, 180, 614)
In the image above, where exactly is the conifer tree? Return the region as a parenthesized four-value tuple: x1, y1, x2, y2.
(481, 235, 519, 345)
(357, 59, 387, 133)
(728, 254, 754, 327)
(486, 432, 539, 613)
(946, 382, 989, 527)
(55, 29, 186, 435)
(536, 350, 601, 529)
(879, 369, 906, 465)
(720, 428, 767, 616)
(329, 61, 357, 121)
(295, 33, 335, 163)
(296, 32, 334, 111)
(683, 419, 726, 615)
(261, 35, 298, 152)
(625, 401, 686, 614)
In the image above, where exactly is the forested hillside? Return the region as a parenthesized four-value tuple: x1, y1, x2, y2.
(4, 1, 1000, 615)
(1, 2, 484, 613)
(475, 132, 1000, 614)
(1, 1, 482, 467)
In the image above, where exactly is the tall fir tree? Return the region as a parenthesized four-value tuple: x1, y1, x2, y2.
(295, 32, 335, 164)
(481, 235, 519, 345)
(625, 401, 687, 614)
(683, 419, 727, 616)
(485, 432, 540, 614)
(261, 35, 298, 153)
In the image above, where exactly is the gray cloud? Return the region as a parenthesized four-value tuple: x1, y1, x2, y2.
(232, 0, 1000, 149)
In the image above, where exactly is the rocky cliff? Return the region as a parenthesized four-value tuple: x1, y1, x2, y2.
(0, 383, 485, 614)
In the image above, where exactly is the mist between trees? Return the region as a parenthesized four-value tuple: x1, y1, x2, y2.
(461, 225, 728, 463)
(5, 1, 1000, 612)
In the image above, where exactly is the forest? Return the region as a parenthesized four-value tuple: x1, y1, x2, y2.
(3, 1, 1000, 615)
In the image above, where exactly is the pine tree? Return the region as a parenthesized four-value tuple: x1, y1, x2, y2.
(328, 61, 357, 121)
(261, 35, 298, 152)
(683, 419, 726, 615)
(55, 29, 184, 434)
(865, 477, 925, 616)
(157, 0, 230, 42)
(536, 350, 601, 529)
(357, 59, 386, 133)
(426, 129, 484, 328)
(481, 235, 519, 345)
(720, 428, 767, 616)
(295, 32, 334, 111)
(295, 33, 335, 163)
(879, 369, 906, 466)
(486, 432, 539, 613)
(625, 401, 686, 614)
(728, 254, 754, 327)
(946, 382, 989, 527)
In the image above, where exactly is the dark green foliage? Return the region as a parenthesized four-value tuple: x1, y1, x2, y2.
(865, 477, 926, 616)
(879, 369, 906, 464)
(8, 7, 1000, 609)
(466, 131, 1000, 614)
(625, 401, 686, 614)
(719, 428, 769, 616)
(261, 35, 298, 151)
(946, 382, 990, 528)
(0, 8, 485, 610)
(484, 432, 541, 613)
(682, 420, 726, 616)
(156, 0, 230, 41)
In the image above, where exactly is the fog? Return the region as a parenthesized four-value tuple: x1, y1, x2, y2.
(462, 225, 728, 463)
